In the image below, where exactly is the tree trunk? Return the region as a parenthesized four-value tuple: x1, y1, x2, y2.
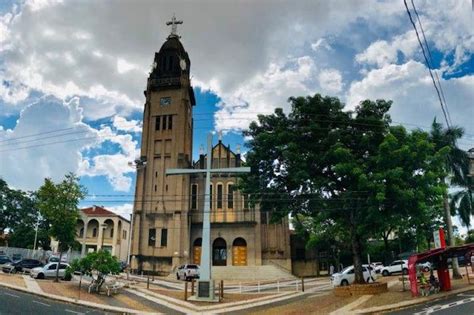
(54, 251, 62, 282)
(444, 194, 462, 279)
(351, 235, 365, 284)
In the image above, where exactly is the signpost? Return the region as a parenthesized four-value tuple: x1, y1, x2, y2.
(166, 133, 250, 301)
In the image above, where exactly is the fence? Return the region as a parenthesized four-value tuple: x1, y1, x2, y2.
(0, 246, 82, 262)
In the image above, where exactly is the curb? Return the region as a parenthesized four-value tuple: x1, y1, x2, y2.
(353, 285, 474, 314)
(0, 281, 156, 314)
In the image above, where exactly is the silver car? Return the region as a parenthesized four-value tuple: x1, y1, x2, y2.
(30, 262, 70, 279)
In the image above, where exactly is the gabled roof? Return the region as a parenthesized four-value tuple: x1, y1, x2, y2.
(81, 206, 129, 222)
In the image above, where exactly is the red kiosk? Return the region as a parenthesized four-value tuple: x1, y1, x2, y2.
(408, 228, 474, 297)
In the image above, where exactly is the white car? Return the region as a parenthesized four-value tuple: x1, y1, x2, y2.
(370, 262, 384, 274)
(331, 265, 377, 287)
(30, 262, 70, 279)
(176, 264, 200, 281)
(380, 260, 408, 276)
(419, 261, 431, 272)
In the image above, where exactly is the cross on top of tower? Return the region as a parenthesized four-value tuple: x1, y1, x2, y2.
(166, 14, 183, 38)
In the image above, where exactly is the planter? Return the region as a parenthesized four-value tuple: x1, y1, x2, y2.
(334, 282, 388, 297)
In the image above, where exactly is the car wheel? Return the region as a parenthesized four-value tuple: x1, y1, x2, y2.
(423, 267, 429, 272)
(402, 268, 408, 275)
(382, 270, 389, 276)
(37, 273, 44, 279)
(341, 279, 349, 286)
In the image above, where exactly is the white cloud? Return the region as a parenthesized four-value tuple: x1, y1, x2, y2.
(0, 96, 97, 190)
(319, 69, 343, 94)
(311, 38, 332, 52)
(346, 60, 474, 149)
(112, 116, 142, 133)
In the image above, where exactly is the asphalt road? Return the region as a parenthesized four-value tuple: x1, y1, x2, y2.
(0, 286, 111, 315)
(389, 290, 474, 315)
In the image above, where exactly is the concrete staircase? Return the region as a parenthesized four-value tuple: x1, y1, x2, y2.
(211, 265, 295, 281)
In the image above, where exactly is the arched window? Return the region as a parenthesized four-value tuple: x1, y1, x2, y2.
(227, 184, 234, 209)
(92, 228, 97, 238)
(213, 238, 227, 266)
(191, 184, 198, 210)
(79, 228, 84, 238)
(217, 184, 223, 209)
(232, 238, 247, 266)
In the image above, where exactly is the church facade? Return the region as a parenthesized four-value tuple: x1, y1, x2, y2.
(130, 21, 291, 276)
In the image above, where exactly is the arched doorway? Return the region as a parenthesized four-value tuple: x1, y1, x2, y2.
(232, 238, 247, 266)
(212, 238, 227, 266)
(193, 238, 202, 265)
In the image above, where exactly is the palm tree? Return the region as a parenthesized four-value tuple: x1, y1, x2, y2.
(449, 156, 473, 230)
(430, 119, 468, 279)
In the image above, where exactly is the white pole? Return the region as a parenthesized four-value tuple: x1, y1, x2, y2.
(367, 253, 372, 281)
(33, 216, 40, 251)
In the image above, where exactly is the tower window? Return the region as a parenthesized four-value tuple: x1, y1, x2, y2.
(168, 115, 173, 129)
(162, 115, 167, 130)
(217, 184, 223, 209)
(161, 229, 168, 247)
(227, 184, 234, 209)
(148, 228, 156, 246)
(191, 184, 198, 210)
(210, 184, 213, 209)
(155, 116, 160, 130)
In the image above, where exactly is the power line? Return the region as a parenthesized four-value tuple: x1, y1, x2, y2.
(410, 0, 452, 126)
(403, 0, 451, 129)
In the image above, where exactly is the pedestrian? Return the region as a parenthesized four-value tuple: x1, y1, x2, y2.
(330, 264, 334, 275)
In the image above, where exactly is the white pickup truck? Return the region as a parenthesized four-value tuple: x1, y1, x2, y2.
(176, 264, 200, 281)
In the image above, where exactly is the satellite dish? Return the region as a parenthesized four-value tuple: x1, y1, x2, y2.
(180, 58, 187, 71)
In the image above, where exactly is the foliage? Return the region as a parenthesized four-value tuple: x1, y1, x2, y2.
(465, 230, 474, 244)
(241, 94, 447, 284)
(36, 173, 86, 281)
(67, 249, 121, 292)
(0, 178, 50, 249)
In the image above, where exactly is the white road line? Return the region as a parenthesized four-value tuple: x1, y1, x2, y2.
(4, 292, 20, 298)
(64, 310, 85, 315)
(33, 300, 50, 307)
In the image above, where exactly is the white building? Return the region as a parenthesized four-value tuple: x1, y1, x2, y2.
(76, 206, 131, 262)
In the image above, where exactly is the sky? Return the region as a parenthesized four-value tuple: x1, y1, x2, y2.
(0, 0, 472, 229)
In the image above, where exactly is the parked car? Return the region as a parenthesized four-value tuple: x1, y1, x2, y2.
(0, 255, 12, 267)
(176, 264, 200, 281)
(380, 260, 408, 276)
(2, 259, 43, 274)
(331, 265, 376, 287)
(370, 262, 384, 274)
(419, 261, 432, 272)
(30, 262, 70, 280)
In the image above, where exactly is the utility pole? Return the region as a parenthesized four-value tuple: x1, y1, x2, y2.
(33, 216, 40, 251)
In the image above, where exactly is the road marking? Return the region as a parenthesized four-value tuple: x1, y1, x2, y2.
(33, 300, 50, 307)
(4, 292, 20, 298)
(65, 310, 85, 315)
(414, 297, 474, 314)
(457, 293, 474, 297)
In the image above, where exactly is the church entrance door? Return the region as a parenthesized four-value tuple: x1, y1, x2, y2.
(212, 238, 227, 266)
(193, 238, 202, 265)
(232, 238, 247, 266)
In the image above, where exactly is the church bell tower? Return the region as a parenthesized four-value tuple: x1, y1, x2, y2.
(131, 15, 195, 274)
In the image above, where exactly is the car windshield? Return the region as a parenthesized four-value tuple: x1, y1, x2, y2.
(187, 265, 198, 269)
(341, 266, 353, 273)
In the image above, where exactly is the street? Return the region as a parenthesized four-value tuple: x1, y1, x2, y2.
(0, 286, 110, 315)
(389, 290, 474, 315)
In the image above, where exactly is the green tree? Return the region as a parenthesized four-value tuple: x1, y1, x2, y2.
(0, 178, 50, 249)
(242, 94, 446, 284)
(465, 230, 474, 244)
(430, 120, 468, 278)
(68, 249, 120, 293)
(36, 173, 86, 282)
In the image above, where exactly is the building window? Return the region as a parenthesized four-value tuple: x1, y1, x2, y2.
(155, 116, 160, 130)
(79, 228, 84, 238)
(191, 184, 198, 210)
(243, 194, 250, 210)
(148, 228, 156, 246)
(162, 115, 167, 130)
(210, 184, 213, 209)
(110, 228, 114, 238)
(92, 228, 97, 238)
(168, 115, 173, 129)
(122, 230, 127, 240)
(217, 184, 223, 209)
(227, 184, 234, 209)
(161, 229, 168, 247)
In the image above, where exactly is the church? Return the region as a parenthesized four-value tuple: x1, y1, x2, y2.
(130, 17, 291, 277)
